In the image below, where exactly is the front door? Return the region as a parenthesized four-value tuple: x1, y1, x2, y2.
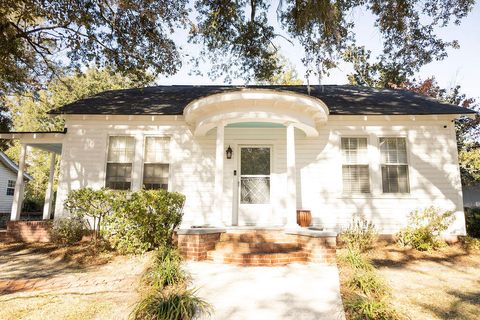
(238, 146, 272, 225)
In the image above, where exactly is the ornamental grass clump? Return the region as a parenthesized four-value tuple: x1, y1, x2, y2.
(396, 207, 454, 251)
(130, 246, 212, 320)
(340, 216, 378, 252)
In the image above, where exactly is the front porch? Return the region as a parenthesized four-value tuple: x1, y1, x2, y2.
(183, 89, 330, 228)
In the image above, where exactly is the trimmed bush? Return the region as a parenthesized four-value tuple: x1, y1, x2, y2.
(51, 216, 86, 245)
(64, 188, 116, 243)
(396, 207, 454, 251)
(465, 207, 480, 238)
(340, 217, 378, 252)
(103, 189, 185, 254)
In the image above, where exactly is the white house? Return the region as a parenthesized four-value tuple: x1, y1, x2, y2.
(0, 85, 476, 236)
(0, 151, 32, 216)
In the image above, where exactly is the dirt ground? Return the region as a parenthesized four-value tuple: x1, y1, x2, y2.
(367, 243, 480, 320)
(0, 242, 151, 320)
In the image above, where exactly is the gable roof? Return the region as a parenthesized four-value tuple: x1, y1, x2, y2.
(50, 85, 476, 116)
(0, 151, 33, 181)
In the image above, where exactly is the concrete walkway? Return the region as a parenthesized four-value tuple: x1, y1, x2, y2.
(186, 262, 346, 320)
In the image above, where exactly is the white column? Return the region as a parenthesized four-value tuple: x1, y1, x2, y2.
(213, 124, 225, 226)
(43, 153, 56, 220)
(286, 123, 297, 227)
(11, 144, 27, 221)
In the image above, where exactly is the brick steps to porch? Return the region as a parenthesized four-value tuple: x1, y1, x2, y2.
(207, 230, 308, 266)
(177, 228, 337, 266)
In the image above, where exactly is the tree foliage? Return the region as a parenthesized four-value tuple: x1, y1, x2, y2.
(1, 0, 187, 96)
(191, 0, 474, 82)
(3, 68, 152, 206)
(0, 1, 475, 90)
(257, 54, 303, 85)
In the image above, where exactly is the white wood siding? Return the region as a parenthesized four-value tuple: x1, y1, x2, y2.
(55, 115, 466, 235)
(0, 162, 17, 213)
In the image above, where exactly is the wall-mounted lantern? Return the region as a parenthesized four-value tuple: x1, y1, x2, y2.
(226, 145, 233, 159)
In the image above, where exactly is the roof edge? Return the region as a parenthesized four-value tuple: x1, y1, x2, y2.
(0, 151, 33, 181)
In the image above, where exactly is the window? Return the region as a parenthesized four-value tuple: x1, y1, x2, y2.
(341, 137, 370, 193)
(143, 137, 170, 190)
(379, 137, 409, 193)
(6, 180, 15, 196)
(106, 136, 134, 190)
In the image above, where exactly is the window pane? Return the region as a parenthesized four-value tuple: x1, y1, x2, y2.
(380, 138, 407, 164)
(342, 138, 368, 164)
(7, 180, 15, 188)
(382, 165, 409, 193)
(143, 163, 169, 190)
(240, 177, 270, 204)
(106, 163, 132, 190)
(144, 137, 170, 163)
(108, 136, 135, 163)
(240, 147, 270, 175)
(342, 165, 370, 193)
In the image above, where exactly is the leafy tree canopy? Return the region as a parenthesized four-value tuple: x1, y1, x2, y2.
(3, 67, 152, 206)
(0, 0, 475, 92)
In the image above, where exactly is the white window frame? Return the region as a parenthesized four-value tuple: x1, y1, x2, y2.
(379, 137, 410, 194)
(142, 135, 172, 191)
(105, 135, 135, 190)
(341, 136, 371, 194)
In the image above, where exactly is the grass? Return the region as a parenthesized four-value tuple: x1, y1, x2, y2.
(339, 240, 480, 320)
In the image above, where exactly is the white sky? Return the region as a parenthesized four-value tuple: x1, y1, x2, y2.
(158, 1, 480, 100)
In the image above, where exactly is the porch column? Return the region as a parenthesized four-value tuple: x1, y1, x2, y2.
(286, 123, 297, 227)
(11, 144, 27, 221)
(213, 123, 225, 226)
(43, 153, 56, 220)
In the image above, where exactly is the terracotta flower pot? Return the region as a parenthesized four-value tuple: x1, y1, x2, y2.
(296, 210, 312, 228)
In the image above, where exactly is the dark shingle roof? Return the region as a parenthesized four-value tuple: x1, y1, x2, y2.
(50, 85, 476, 116)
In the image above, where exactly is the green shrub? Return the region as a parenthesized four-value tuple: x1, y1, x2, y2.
(461, 235, 480, 250)
(465, 207, 480, 238)
(146, 247, 188, 289)
(346, 296, 399, 320)
(51, 216, 86, 245)
(340, 217, 378, 252)
(103, 189, 185, 254)
(130, 288, 212, 320)
(64, 188, 116, 243)
(396, 207, 454, 251)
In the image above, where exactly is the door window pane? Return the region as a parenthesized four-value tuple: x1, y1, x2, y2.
(240, 177, 270, 204)
(240, 147, 270, 175)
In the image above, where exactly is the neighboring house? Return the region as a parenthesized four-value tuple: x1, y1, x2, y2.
(463, 184, 480, 208)
(0, 151, 32, 214)
(0, 85, 476, 236)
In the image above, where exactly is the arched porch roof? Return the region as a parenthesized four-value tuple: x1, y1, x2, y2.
(183, 89, 329, 137)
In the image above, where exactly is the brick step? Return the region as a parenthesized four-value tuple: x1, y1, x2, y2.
(214, 241, 302, 253)
(207, 250, 308, 266)
(219, 233, 295, 243)
(0, 230, 12, 243)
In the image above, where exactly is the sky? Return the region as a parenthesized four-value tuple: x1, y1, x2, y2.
(158, 1, 480, 100)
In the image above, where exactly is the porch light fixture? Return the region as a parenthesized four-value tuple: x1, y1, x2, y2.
(226, 145, 233, 159)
